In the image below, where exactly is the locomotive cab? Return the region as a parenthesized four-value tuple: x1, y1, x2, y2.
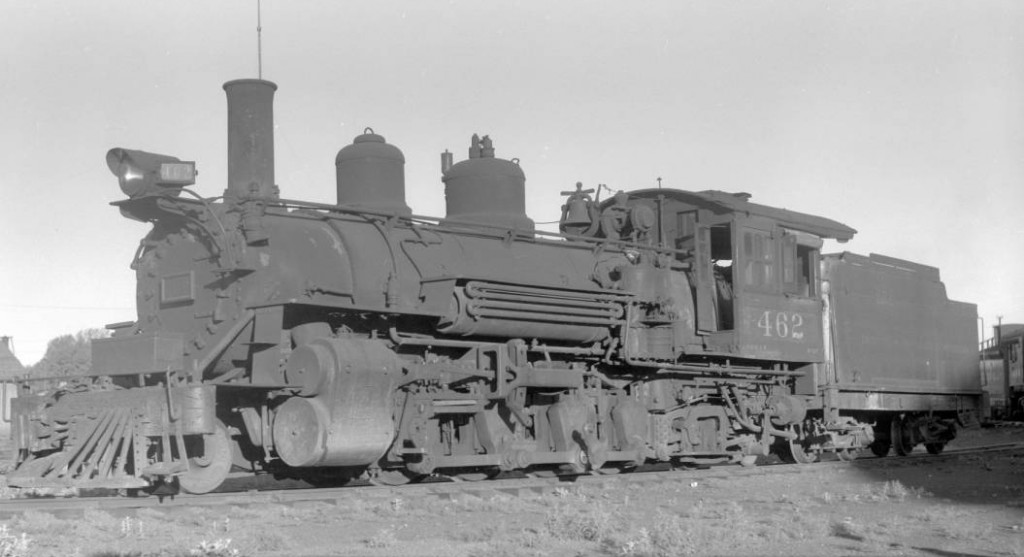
(601, 189, 855, 365)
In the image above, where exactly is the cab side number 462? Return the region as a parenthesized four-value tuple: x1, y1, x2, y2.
(756, 310, 804, 340)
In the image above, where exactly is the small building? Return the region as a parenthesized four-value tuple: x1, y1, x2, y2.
(0, 336, 23, 425)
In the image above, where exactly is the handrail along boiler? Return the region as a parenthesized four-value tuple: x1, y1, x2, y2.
(7, 79, 983, 492)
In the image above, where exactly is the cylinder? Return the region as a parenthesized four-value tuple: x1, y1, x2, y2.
(223, 79, 278, 200)
(443, 134, 535, 231)
(335, 129, 411, 215)
(272, 397, 330, 467)
(272, 339, 400, 468)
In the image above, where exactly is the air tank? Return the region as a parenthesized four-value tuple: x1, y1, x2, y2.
(442, 134, 535, 231)
(335, 129, 411, 215)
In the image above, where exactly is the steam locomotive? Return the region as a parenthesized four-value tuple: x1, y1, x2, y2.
(981, 326, 1024, 420)
(8, 79, 983, 494)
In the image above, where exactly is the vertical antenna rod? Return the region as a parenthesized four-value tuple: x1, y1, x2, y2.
(257, 0, 263, 79)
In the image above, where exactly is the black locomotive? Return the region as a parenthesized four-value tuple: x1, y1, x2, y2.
(981, 325, 1024, 420)
(8, 79, 983, 493)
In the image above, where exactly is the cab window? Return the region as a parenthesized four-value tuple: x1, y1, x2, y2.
(742, 230, 775, 292)
(781, 230, 820, 297)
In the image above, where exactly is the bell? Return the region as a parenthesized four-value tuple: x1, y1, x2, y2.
(563, 197, 592, 226)
(560, 181, 595, 227)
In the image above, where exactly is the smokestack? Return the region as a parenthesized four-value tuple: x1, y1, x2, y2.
(223, 79, 278, 200)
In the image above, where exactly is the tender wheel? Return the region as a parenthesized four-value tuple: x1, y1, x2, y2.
(179, 420, 232, 494)
(869, 440, 891, 458)
(891, 417, 914, 457)
(925, 443, 945, 455)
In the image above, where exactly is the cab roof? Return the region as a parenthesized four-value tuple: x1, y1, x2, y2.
(626, 188, 857, 242)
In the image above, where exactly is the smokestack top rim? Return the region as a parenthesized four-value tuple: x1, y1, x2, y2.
(223, 78, 278, 91)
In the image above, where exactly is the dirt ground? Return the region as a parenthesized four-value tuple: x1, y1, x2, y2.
(0, 426, 1021, 557)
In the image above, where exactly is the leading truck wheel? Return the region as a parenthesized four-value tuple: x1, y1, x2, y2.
(179, 420, 232, 494)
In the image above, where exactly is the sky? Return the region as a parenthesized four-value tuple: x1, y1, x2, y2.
(1, 1, 1022, 366)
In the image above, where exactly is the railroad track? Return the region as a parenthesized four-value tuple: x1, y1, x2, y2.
(0, 441, 1021, 519)
(984, 420, 1024, 428)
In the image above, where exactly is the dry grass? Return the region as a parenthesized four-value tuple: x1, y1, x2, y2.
(464, 474, 970, 557)
(188, 539, 239, 557)
(0, 442, 1021, 556)
(474, 488, 840, 557)
(455, 522, 510, 543)
(544, 500, 614, 542)
(0, 506, 295, 557)
(7, 510, 61, 535)
(610, 512, 692, 557)
(365, 525, 400, 549)
(915, 507, 996, 540)
(0, 525, 30, 557)
(821, 479, 930, 505)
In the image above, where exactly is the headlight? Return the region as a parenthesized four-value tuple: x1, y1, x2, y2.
(105, 148, 195, 198)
